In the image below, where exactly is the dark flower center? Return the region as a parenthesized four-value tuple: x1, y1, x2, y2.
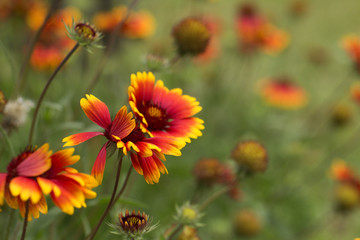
(121, 124, 146, 143)
(75, 23, 96, 39)
(120, 213, 147, 233)
(141, 104, 169, 131)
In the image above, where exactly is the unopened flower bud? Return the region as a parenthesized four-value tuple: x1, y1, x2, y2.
(65, 19, 102, 50)
(175, 202, 203, 226)
(172, 18, 211, 56)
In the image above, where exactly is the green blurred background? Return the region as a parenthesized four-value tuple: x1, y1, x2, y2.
(2, 0, 360, 239)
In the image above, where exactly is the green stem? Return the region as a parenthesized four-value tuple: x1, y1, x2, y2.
(28, 43, 79, 146)
(85, 0, 139, 93)
(15, 0, 62, 96)
(86, 152, 124, 240)
(0, 126, 15, 156)
(20, 201, 30, 240)
(198, 186, 232, 212)
(111, 164, 133, 209)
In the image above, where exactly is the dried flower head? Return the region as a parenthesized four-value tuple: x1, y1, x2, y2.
(65, 19, 102, 50)
(232, 141, 267, 174)
(334, 184, 360, 212)
(110, 210, 157, 239)
(175, 202, 203, 227)
(0, 90, 6, 113)
(233, 209, 262, 237)
(2, 97, 34, 132)
(172, 18, 211, 56)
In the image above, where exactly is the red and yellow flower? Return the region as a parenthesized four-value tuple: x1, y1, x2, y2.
(259, 77, 307, 110)
(93, 6, 155, 39)
(128, 72, 204, 144)
(63, 94, 184, 184)
(235, 3, 289, 55)
(0, 144, 97, 220)
(342, 34, 360, 72)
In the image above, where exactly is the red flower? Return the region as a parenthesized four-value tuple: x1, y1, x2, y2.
(63, 94, 184, 184)
(0, 144, 97, 220)
(128, 72, 204, 144)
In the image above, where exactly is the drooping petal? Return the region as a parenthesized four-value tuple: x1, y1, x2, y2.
(80, 94, 111, 129)
(91, 142, 108, 184)
(16, 144, 52, 177)
(49, 148, 80, 175)
(62, 132, 104, 147)
(37, 177, 62, 197)
(130, 152, 143, 175)
(109, 106, 136, 139)
(9, 177, 43, 204)
(0, 173, 7, 205)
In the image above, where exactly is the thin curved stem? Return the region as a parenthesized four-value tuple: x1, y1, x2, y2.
(86, 152, 124, 240)
(15, 0, 62, 96)
(20, 201, 30, 240)
(111, 164, 133, 209)
(198, 186, 232, 212)
(28, 43, 79, 146)
(85, 0, 139, 93)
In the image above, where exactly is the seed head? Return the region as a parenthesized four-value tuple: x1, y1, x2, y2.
(232, 141, 268, 174)
(233, 209, 262, 237)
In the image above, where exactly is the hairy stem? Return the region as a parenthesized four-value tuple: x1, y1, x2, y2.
(15, 0, 62, 95)
(28, 43, 79, 146)
(86, 152, 124, 240)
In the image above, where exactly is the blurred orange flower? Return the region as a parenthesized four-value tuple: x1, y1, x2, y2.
(93, 6, 155, 39)
(342, 34, 360, 72)
(235, 3, 289, 55)
(259, 77, 307, 109)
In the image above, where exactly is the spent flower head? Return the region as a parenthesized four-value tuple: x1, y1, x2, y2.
(110, 210, 158, 240)
(2, 97, 34, 132)
(65, 19, 103, 50)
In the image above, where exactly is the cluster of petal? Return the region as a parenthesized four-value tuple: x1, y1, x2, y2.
(63, 94, 184, 184)
(27, 6, 81, 70)
(128, 72, 204, 144)
(0, 144, 97, 220)
(259, 77, 307, 110)
(235, 3, 289, 55)
(93, 6, 155, 39)
(342, 34, 360, 72)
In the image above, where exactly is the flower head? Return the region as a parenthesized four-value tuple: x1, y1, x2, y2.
(232, 141, 267, 174)
(128, 72, 204, 144)
(63, 94, 184, 184)
(65, 19, 103, 50)
(0, 144, 97, 220)
(193, 158, 224, 186)
(259, 77, 307, 109)
(172, 18, 211, 56)
(233, 209, 262, 237)
(110, 210, 157, 239)
(342, 34, 360, 72)
(93, 6, 155, 39)
(334, 183, 360, 212)
(177, 226, 200, 240)
(235, 3, 289, 54)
